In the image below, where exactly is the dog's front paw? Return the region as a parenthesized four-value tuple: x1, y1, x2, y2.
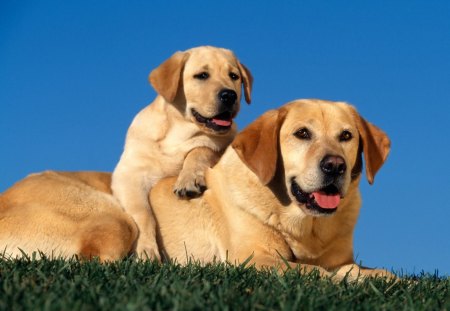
(332, 264, 398, 282)
(173, 172, 207, 199)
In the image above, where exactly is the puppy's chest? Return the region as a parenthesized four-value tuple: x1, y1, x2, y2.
(159, 125, 222, 156)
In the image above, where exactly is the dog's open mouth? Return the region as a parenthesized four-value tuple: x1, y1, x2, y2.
(290, 179, 341, 215)
(191, 109, 233, 132)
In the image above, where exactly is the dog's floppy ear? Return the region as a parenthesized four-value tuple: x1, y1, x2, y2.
(237, 61, 253, 104)
(149, 51, 189, 102)
(232, 108, 286, 185)
(353, 110, 391, 184)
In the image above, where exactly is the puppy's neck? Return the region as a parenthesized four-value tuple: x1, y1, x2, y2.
(157, 92, 187, 118)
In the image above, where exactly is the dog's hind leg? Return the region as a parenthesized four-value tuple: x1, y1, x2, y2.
(111, 172, 161, 260)
(78, 213, 138, 261)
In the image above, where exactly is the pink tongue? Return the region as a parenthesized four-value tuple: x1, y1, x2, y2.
(312, 192, 340, 209)
(212, 119, 232, 126)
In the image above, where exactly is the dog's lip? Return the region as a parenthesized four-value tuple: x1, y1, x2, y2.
(290, 179, 342, 215)
(191, 109, 234, 132)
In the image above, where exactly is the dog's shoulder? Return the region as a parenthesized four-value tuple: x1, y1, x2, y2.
(126, 96, 173, 143)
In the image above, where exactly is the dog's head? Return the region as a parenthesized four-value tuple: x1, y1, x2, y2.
(232, 99, 390, 217)
(149, 46, 253, 136)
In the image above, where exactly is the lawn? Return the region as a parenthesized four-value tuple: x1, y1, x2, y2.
(0, 256, 448, 311)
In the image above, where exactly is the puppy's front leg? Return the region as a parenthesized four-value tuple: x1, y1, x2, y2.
(111, 174, 160, 260)
(174, 147, 221, 199)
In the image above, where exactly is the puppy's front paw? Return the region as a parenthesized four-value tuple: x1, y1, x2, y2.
(173, 172, 207, 199)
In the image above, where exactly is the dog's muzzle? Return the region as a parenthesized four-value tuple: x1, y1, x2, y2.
(290, 178, 342, 215)
(191, 109, 234, 133)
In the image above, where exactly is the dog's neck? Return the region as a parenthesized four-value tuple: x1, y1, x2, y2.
(207, 147, 361, 268)
(155, 95, 186, 120)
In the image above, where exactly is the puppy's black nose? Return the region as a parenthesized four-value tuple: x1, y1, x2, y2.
(320, 155, 347, 176)
(219, 89, 237, 107)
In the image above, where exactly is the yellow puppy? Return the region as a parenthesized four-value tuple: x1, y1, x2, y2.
(111, 46, 252, 260)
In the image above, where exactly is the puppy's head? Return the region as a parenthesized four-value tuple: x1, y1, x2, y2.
(149, 46, 253, 136)
(232, 99, 390, 217)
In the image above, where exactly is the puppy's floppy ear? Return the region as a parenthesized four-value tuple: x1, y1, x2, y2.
(149, 51, 189, 102)
(237, 61, 253, 104)
(232, 108, 287, 185)
(353, 110, 391, 184)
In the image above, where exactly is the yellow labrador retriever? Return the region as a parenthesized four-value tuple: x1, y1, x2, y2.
(112, 46, 252, 260)
(0, 99, 391, 280)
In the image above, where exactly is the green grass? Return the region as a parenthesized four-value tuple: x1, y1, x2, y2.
(0, 256, 448, 311)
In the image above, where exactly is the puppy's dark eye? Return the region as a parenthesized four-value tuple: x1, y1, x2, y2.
(294, 128, 311, 140)
(229, 72, 240, 81)
(339, 130, 353, 142)
(194, 72, 209, 80)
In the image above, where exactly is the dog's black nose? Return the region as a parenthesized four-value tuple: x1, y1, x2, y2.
(219, 89, 237, 107)
(320, 155, 347, 176)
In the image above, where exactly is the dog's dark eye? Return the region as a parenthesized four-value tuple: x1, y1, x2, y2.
(194, 72, 209, 80)
(339, 130, 353, 142)
(229, 72, 240, 81)
(294, 128, 311, 140)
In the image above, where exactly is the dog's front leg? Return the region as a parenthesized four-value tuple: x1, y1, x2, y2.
(174, 147, 221, 199)
(255, 259, 332, 278)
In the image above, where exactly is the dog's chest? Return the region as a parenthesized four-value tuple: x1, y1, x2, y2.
(282, 227, 328, 261)
(159, 123, 221, 156)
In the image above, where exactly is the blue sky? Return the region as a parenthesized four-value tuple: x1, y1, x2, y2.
(1, 1, 449, 275)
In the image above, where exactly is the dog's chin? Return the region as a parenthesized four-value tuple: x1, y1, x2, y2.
(190, 109, 235, 135)
(290, 178, 343, 216)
